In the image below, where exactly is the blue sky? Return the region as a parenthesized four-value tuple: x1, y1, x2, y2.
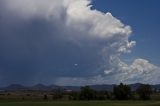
(0, 0, 160, 86)
(92, 0, 160, 65)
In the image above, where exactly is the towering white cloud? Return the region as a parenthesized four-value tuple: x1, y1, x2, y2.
(1, 0, 160, 85)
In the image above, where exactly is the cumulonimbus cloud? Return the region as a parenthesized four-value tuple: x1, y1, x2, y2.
(0, 0, 160, 85)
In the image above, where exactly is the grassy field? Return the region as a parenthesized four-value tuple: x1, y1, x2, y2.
(0, 101, 160, 106)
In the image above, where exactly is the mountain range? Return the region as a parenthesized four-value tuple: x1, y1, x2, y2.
(0, 83, 160, 91)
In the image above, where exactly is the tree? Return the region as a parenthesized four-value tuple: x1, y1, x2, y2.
(136, 84, 152, 100)
(79, 86, 95, 100)
(95, 91, 110, 100)
(69, 91, 79, 100)
(43, 94, 48, 100)
(52, 88, 63, 100)
(113, 83, 132, 100)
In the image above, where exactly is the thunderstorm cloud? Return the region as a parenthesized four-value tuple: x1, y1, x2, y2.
(0, 0, 159, 86)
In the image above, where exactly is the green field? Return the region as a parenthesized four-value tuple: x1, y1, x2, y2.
(0, 101, 160, 106)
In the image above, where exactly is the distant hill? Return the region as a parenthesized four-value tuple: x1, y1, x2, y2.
(89, 84, 115, 91)
(0, 83, 160, 91)
(0, 84, 27, 91)
(30, 84, 51, 91)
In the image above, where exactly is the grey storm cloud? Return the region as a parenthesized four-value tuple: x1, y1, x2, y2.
(0, 0, 160, 86)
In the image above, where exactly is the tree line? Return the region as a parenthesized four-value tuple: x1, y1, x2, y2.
(47, 83, 153, 101)
(0, 83, 154, 101)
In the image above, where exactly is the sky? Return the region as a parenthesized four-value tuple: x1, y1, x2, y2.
(0, 0, 160, 86)
(92, 0, 160, 66)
